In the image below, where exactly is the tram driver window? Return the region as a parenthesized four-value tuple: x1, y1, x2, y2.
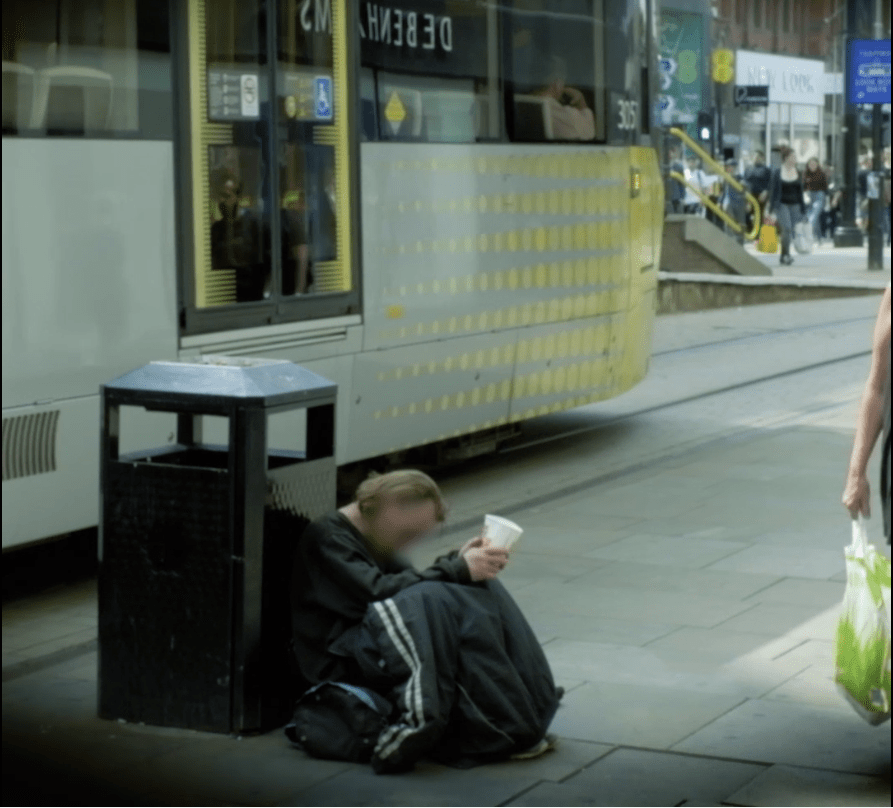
(504, 0, 602, 143)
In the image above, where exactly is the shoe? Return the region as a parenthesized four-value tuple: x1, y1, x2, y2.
(510, 734, 558, 760)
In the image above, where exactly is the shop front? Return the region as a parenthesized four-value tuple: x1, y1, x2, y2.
(735, 50, 825, 165)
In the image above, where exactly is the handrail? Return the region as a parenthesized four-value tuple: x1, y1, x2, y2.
(668, 127, 761, 240)
(669, 171, 747, 234)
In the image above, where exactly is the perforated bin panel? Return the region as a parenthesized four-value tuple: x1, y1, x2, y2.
(261, 456, 337, 723)
(99, 459, 233, 732)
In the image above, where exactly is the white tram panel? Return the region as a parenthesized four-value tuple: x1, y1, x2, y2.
(2, 139, 178, 549)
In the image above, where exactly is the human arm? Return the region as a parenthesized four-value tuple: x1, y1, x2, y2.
(307, 527, 473, 616)
(843, 286, 892, 517)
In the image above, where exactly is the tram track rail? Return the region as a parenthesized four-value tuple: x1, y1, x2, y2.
(432, 311, 876, 543)
(650, 315, 876, 359)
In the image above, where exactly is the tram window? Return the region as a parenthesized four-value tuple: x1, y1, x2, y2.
(359, 0, 496, 142)
(503, 0, 603, 143)
(1, 0, 171, 138)
(193, 0, 351, 313)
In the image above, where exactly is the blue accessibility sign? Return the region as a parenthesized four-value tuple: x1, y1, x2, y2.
(315, 76, 333, 120)
(847, 39, 891, 104)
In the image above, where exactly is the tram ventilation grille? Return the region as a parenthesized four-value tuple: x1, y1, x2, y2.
(2, 411, 60, 481)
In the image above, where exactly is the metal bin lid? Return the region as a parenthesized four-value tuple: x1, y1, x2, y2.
(102, 356, 337, 412)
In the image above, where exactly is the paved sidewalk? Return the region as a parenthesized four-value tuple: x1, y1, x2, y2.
(4, 381, 891, 806)
(743, 240, 891, 283)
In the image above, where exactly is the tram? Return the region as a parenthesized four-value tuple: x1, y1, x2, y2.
(2, 0, 664, 549)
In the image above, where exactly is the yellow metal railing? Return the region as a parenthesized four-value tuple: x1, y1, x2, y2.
(668, 127, 761, 240)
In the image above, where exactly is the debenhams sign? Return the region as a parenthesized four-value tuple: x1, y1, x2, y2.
(300, 0, 486, 76)
(735, 51, 825, 106)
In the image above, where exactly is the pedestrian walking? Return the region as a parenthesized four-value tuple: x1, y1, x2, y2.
(667, 146, 686, 213)
(683, 157, 708, 215)
(822, 163, 840, 240)
(744, 150, 772, 236)
(842, 284, 892, 550)
(803, 157, 828, 245)
(721, 158, 746, 243)
(765, 146, 806, 266)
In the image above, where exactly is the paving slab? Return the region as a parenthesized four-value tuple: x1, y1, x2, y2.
(725, 763, 892, 807)
(506, 748, 766, 807)
(510, 581, 755, 628)
(279, 760, 540, 807)
(546, 681, 745, 748)
(672, 698, 891, 774)
(707, 543, 845, 579)
(498, 552, 611, 587)
(714, 602, 834, 636)
(571, 561, 778, 601)
(544, 636, 803, 701)
(762, 663, 854, 714)
(582, 534, 749, 568)
(644, 627, 787, 666)
(470, 738, 614, 783)
(526, 611, 677, 646)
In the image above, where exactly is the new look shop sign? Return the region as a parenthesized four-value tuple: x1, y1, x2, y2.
(735, 51, 824, 106)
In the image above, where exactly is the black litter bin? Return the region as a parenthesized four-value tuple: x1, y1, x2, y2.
(98, 356, 336, 734)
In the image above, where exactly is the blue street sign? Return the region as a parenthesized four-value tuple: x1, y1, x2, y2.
(847, 39, 891, 104)
(315, 76, 333, 120)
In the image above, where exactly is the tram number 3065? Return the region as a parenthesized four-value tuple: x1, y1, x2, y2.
(616, 98, 639, 131)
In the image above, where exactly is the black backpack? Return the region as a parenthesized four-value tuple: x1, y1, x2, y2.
(285, 682, 392, 763)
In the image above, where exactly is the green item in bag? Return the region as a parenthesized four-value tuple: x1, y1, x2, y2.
(834, 518, 892, 725)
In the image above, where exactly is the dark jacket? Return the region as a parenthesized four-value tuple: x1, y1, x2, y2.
(803, 167, 829, 193)
(289, 511, 559, 772)
(745, 163, 772, 197)
(290, 512, 470, 686)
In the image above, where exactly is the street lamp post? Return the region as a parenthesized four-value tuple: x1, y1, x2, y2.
(866, 0, 886, 271)
(834, 0, 866, 247)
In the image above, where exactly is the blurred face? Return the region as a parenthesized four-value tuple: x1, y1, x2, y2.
(807, 159, 819, 171)
(754, 153, 764, 165)
(784, 152, 796, 168)
(368, 497, 439, 551)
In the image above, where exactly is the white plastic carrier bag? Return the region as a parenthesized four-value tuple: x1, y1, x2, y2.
(793, 220, 814, 255)
(834, 517, 891, 725)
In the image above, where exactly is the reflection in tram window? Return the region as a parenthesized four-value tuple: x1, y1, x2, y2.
(209, 149, 271, 304)
(278, 1, 344, 295)
(505, 0, 601, 142)
(2, 0, 171, 137)
(358, 0, 494, 142)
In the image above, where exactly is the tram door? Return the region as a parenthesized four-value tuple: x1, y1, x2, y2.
(184, 0, 353, 318)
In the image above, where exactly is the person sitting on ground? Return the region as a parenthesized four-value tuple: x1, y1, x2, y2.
(289, 470, 561, 773)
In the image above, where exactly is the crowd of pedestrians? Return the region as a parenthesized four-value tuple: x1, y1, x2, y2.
(667, 144, 892, 255)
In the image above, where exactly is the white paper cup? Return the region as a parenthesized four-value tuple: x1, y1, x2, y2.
(483, 514, 523, 549)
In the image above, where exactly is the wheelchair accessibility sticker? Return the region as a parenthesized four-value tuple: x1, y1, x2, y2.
(315, 76, 333, 120)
